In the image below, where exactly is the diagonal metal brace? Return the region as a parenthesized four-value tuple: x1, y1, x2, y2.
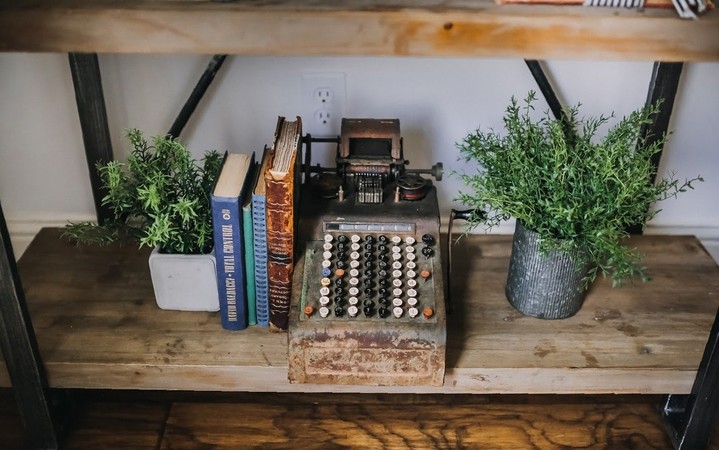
(167, 55, 228, 138)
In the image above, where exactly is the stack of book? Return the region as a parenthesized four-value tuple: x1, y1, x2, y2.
(210, 116, 302, 331)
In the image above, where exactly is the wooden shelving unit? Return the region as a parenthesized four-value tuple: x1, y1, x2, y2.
(2, 229, 717, 394)
(1, 1, 718, 448)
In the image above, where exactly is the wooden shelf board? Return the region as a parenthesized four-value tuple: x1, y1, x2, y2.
(0, 1, 717, 61)
(1, 228, 718, 394)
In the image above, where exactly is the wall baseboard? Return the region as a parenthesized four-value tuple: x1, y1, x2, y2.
(7, 214, 95, 259)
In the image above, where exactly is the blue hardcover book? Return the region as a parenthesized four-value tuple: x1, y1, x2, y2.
(211, 151, 256, 331)
(251, 146, 273, 327)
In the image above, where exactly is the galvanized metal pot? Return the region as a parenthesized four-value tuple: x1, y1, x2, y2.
(505, 220, 591, 319)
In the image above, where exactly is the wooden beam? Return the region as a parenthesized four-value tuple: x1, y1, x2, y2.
(0, 1, 717, 61)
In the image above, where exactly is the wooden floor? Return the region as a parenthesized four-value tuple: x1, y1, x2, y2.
(2, 389, 718, 449)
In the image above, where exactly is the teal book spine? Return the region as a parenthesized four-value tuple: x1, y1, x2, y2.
(242, 203, 257, 325)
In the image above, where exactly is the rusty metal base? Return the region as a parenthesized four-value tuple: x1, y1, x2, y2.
(288, 256, 446, 386)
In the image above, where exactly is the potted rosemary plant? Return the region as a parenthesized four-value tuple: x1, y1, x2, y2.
(456, 92, 702, 319)
(64, 129, 223, 311)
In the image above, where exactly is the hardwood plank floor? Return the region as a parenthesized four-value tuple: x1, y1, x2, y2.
(1, 389, 717, 449)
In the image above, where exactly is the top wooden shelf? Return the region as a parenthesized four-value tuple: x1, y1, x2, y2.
(0, 1, 718, 61)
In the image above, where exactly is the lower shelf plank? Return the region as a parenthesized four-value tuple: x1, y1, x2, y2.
(162, 394, 676, 450)
(1, 228, 718, 394)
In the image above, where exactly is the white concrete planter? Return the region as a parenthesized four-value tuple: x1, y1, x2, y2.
(148, 247, 219, 312)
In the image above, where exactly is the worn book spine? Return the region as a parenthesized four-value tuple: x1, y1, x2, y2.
(242, 201, 257, 326)
(265, 169, 295, 331)
(265, 161, 298, 330)
(252, 193, 269, 327)
(211, 193, 249, 331)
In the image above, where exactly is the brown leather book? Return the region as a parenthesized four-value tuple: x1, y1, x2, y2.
(265, 116, 302, 332)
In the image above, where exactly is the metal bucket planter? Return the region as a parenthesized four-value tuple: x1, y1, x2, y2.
(505, 220, 591, 319)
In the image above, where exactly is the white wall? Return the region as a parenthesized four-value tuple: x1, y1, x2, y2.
(1, 54, 718, 259)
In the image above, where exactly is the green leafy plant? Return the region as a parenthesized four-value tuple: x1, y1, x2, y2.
(64, 129, 223, 254)
(456, 91, 702, 286)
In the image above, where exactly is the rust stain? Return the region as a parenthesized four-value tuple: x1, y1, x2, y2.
(639, 346, 653, 355)
(617, 322, 641, 337)
(593, 308, 622, 322)
(534, 343, 556, 359)
(581, 351, 599, 368)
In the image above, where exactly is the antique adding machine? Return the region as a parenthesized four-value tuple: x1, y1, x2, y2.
(288, 118, 446, 386)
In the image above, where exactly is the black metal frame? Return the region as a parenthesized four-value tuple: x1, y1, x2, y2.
(0, 54, 716, 449)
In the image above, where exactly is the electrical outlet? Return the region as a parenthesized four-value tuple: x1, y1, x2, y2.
(301, 72, 346, 138)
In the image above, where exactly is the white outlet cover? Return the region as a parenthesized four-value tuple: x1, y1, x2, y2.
(301, 72, 346, 138)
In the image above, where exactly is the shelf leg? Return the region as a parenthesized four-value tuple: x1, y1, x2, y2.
(0, 202, 59, 449)
(663, 305, 719, 450)
(68, 53, 115, 225)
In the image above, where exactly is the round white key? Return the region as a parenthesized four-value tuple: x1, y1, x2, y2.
(392, 298, 403, 307)
(320, 277, 331, 287)
(406, 253, 416, 261)
(406, 261, 416, 270)
(351, 243, 360, 251)
(392, 278, 402, 287)
(406, 270, 416, 279)
(348, 305, 359, 317)
(405, 236, 416, 245)
(348, 296, 359, 306)
(407, 279, 417, 288)
(323, 251, 332, 260)
(319, 306, 330, 318)
(392, 269, 402, 278)
(350, 251, 360, 260)
(350, 260, 360, 268)
(393, 307, 403, 318)
(407, 288, 418, 298)
(405, 245, 415, 253)
(324, 234, 333, 242)
(349, 277, 359, 286)
(350, 268, 359, 277)
(392, 253, 402, 261)
(408, 307, 419, 318)
(351, 234, 361, 243)
(407, 297, 418, 307)
(391, 236, 402, 244)
(322, 260, 332, 268)
(392, 261, 402, 270)
(323, 242, 333, 251)
(393, 288, 403, 297)
(320, 287, 330, 296)
(349, 287, 359, 296)
(391, 245, 402, 254)
(320, 296, 331, 306)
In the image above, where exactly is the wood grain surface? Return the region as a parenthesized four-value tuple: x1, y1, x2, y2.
(6, 389, 718, 450)
(162, 394, 677, 449)
(0, 229, 718, 394)
(0, 1, 717, 61)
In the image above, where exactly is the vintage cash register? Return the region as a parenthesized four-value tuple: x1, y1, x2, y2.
(288, 118, 446, 386)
